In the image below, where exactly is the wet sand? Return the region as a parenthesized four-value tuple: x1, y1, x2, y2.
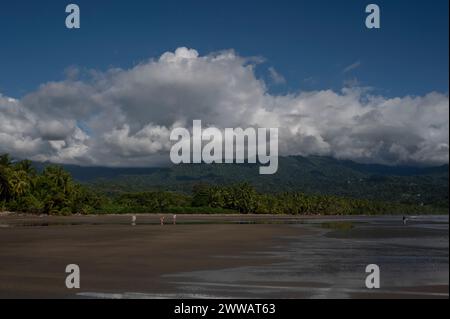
(0, 215, 305, 298)
(0, 214, 448, 299)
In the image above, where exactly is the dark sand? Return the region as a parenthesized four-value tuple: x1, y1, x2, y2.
(0, 215, 305, 298)
(0, 214, 448, 299)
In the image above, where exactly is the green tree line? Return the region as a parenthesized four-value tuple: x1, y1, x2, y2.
(190, 183, 442, 215)
(0, 154, 443, 215)
(0, 154, 102, 214)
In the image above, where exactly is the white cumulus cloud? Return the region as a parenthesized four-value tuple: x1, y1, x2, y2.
(0, 47, 448, 167)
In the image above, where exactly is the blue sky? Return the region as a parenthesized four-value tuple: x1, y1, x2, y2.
(0, 0, 448, 98)
(0, 1, 448, 167)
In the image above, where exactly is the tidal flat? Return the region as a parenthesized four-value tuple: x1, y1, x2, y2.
(0, 214, 447, 299)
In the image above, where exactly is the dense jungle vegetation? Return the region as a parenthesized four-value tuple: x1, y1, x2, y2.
(1, 154, 447, 215)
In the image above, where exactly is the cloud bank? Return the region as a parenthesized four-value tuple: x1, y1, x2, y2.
(1, 47, 448, 167)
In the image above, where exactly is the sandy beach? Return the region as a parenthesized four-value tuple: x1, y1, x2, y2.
(0, 215, 305, 298)
(0, 214, 448, 299)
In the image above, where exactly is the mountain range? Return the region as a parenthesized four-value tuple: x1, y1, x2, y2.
(34, 156, 449, 209)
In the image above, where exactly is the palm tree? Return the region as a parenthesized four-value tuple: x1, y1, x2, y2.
(16, 160, 35, 175)
(0, 154, 12, 168)
(43, 166, 72, 194)
(9, 170, 30, 197)
(0, 166, 11, 200)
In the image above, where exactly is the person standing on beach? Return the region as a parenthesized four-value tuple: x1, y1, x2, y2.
(173, 214, 177, 225)
(160, 216, 165, 226)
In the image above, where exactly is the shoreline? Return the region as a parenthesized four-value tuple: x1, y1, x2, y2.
(1, 211, 448, 218)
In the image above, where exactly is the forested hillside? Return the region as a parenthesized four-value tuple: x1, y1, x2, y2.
(2, 154, 447, 215)
(62, 156, 448, 209)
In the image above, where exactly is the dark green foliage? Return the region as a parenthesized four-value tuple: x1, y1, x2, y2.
(186, 183, 442, 215)
(192, 184, 211, 207)
(0, 154, 102, 215)
(80, 156, 448, 211)
(1, 154, 447, 215)
(113, 191, 191, 212)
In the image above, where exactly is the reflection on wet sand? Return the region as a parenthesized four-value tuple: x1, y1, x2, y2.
(0, 214, 447, 299)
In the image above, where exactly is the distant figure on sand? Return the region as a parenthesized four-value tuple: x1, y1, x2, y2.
(173, 214, 177, 225)
(160, 216, 165, 226)
(131, 215, 137, 226)
(403, 216, 407, 225)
